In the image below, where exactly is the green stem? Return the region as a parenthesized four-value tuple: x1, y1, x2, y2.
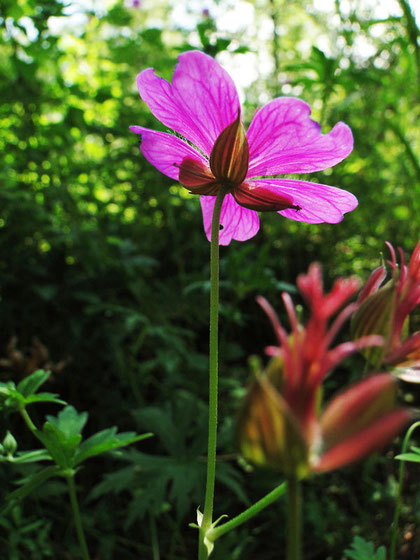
(198, 187, 228, 560)
(19, 407, 38, 434)
(390, 420, 420, 560)
(65, 473, 91, 560)
(150, 513, 160, 560)
(286, 474, 302, 560)
(207, 482, 287, 542)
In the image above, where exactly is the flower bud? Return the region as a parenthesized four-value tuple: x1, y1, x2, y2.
(238, 375, 309, 477)
(3, 431, 17, 457)
(350, 281, 395, 367)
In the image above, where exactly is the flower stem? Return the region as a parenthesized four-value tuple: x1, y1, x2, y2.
(207, 482, 287, 542)
(198, 187, 228, 560)
(390, 420, 420, 560)
(65, 473, 91, 560)
(286, 475, 302, 560)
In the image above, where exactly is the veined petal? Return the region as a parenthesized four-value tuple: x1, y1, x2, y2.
(233, 181, 296, 212)
(129, 126, 207, 181)
(136, 51, 240, 156)
(200, 194, 260, 245)
(246, 97, 353, 177)
(313, 409, 411, 473)
(248, 179, 357, 224)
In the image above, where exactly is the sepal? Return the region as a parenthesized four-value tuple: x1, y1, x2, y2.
(210, 111, 249, 185)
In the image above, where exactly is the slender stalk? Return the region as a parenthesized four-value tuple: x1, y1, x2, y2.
(286, 475, 302, 560)
(150, 513, 160, 560)
(198, 187, 228, 560)
(208, 482, 287, 542)
(390, 421, 420, 560)
(19, 407, 38, 434)
(65, 473, 91, 560)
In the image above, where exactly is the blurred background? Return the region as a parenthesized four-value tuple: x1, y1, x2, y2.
(0, 0, 419, 558)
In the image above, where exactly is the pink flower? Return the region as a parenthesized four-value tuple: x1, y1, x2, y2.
(238, 264, 411, 475)
(130, 51, 357, 245)
(352, 239, 420, 368)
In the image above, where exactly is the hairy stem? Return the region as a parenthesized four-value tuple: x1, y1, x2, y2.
(198, 187, 228, 560)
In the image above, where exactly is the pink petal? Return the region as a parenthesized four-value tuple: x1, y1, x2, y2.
(246, 97, 353, 177)
(409, 239, 420, 281)
(129, 126, 207, 181)
(136, 51, 240, 156)
(357, 265, 387, 303)
(314, 336, 383, 385)
(200, 194, 260, 245)
(248, 179, 357, 224)
(313, 409, 411, 473)
(386, 331, 420, 365)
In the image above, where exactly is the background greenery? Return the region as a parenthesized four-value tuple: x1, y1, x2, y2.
(0, 0, 419, 558)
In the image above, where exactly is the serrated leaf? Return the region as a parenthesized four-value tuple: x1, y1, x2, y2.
(24, 393, 66, 406)
(343, 536, 386, 560)
(17, 370, 50, 397)
(6, 465, 61, 502)
(74, 429, 152, 465)
(46, 406, 88, 438)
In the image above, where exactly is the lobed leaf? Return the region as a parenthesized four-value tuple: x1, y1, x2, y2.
(74, 429, 152, 465)
(17, 370, 51, 398)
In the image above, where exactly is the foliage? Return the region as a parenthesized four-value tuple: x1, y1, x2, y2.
(395, 446, 420, 463)
(342, 536, 386, 560)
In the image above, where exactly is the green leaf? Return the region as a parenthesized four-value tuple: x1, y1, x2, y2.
(395, 452, 420, 463)
(36, 422, 82, 469)
(0, 382, 25, 409)
(6, 466, 61, 502)
(12, 449, 52, 464)
(343, 536, 386, 560)
(46, 406, 88, 438)
(24, 393, 66, 406)
(74, 428, 152, 465)
(17, 370, 51, 398)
